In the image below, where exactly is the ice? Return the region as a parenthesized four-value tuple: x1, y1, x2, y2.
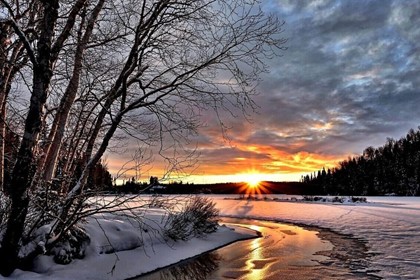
(2, 195, 419, 280)
(211, 195, 420, 279)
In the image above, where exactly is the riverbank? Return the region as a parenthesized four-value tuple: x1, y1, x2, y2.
(5, 210, 258, 280)
(212, 195, 420, 279)
(4, 195, 420, 279)
(138, 218, 375, 280)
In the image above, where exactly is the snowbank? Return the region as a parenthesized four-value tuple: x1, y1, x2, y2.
(3, 195, 419, 280)
(5, 209, 257, 280)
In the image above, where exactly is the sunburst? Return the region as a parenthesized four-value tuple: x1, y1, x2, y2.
(237, 172, 271, 196)
(245, 174, 261, 189)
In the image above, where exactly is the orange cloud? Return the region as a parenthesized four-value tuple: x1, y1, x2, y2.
(105, 119, 350, 184)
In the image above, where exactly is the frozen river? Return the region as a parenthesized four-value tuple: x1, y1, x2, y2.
(137, 218, 378, 280)
(8, 195, 417, 279)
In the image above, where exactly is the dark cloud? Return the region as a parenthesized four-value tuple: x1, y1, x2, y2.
(232, 0, 420, 157)
(111, 1, 420, 181)
(185, 0, 418, 180)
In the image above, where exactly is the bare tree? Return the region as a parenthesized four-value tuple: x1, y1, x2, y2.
(0, 1, 36, 190)
(0, 0, 286, 275)
(0, 0, 85, 274)
(40, 0, 105, 183)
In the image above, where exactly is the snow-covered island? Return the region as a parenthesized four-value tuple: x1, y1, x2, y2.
(2, 195, 420, 279)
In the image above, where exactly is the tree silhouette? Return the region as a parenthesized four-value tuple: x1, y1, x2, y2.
(0, 0, 286, 275)
(307, 128, 420, 196)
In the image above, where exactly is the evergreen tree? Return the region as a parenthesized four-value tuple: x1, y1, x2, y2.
(306, 127, 420, 196)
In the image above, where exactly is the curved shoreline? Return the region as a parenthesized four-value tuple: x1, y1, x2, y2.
(127, 224, 261, 280)
(134, 217, 379, 280)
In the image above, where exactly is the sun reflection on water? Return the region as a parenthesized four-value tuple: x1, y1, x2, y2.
(245, 225, 268, 280)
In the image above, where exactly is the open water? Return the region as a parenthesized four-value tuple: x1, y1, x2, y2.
(135, 218, 379, 280)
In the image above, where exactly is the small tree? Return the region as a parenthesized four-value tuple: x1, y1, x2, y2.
(165, 196, 219, 241)
(150, 176, 159, 186)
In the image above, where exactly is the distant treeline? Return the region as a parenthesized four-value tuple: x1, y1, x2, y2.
(111, 180, 315, 195)
(304, 128, 420, 196)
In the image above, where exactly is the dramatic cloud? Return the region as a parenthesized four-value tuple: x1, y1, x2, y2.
(109, 0, 420, 183)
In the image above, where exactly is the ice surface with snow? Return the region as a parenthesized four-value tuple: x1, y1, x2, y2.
(212, 195, 420, 279)
(2, 195, 420, 280)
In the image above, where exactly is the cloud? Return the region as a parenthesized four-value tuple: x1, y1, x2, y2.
(198, 0, 420, 177)
(248, 0, 420, 152)
(108, 0, 420, 182)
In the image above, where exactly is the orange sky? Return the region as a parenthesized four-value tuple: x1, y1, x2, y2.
(106, 1, 420, 185)
(106, 137, 349, 184)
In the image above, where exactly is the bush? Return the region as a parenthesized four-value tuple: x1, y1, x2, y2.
(351, 196, 367, 203)
(164, 196, 219, 241)
(50, 226, 90, 264)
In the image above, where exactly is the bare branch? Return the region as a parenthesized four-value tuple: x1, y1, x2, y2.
(0, 0, 37, 66)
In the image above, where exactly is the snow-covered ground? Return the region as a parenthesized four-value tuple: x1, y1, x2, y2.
(4, 207, 256, 280)
(3, 195, 420, 279)
(212, 195, 420, 279)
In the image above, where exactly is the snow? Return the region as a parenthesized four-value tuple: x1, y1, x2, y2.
(5, 207, 257, 280)
(211, 195, 420, 279)
(3, 195, 420, 279)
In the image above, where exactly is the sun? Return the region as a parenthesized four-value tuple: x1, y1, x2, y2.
(242, 173, 262, 189)
(246, 176, 261, 188)
(237, 171, 272, 196)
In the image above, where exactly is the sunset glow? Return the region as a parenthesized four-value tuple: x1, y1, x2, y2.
(243, 173, 262, 188)
(247, 179, 260, 189)
(106, 1, 420, 186)
(232, 172, 273, 195)
(107, 145, 346, 184)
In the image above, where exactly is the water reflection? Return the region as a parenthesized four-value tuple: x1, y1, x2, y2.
(137, 251, 220, 280)
(246, 225, 266, 280)
(135, 219, 377, 280)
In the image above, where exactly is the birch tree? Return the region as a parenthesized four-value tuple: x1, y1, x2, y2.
(0, 0, 285, 275)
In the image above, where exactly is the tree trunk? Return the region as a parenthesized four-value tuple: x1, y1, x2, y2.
(0, 1, 59, 276)
(0, 98, 6, 191)
(0, 23, 10, 191)
(41, 0, 105, 183)
(50, 112, 123, 240)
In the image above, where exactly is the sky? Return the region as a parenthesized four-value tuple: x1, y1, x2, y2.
(108, 0, 420, 184)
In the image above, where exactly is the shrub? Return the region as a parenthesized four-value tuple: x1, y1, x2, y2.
(49, 226, 90, 265)
(351, 196, 367, 203)
(164, 196, 219, 241)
